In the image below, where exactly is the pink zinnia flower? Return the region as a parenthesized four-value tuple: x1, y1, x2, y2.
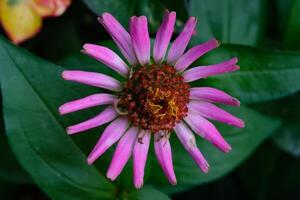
(59, 11, 245, 188)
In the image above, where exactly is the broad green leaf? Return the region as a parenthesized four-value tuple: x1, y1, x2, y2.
(0, 91, 31, 183)
(253, 92, 300, 157)
(0, 125, 31, 183)
(238, 142, 300, 200)
(273, 123, 300, 157)
(276, 0, 293, 38)
(284, 0, 300, 50)
(188, 0, 267, 45)
(151, 106, 280, 194)
(0, 36, 116, 200)
(127, 185, 171, 200)
(82, 0, 188, 32)
(195, 44, 300, 104)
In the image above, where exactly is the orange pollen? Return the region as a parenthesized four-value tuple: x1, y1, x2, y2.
(117, 64, 190, 133)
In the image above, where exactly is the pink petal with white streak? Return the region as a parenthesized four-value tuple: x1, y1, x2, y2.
(87, 117, 129, 164)
(174, 122, 209, 173)
(82, 44, 129, 77)
(153, 11, 176, 64)
(66, 106, 117, 135)
(59, 93, 115, 115)
(62, 70, 122, 91)
(175, 39, 219, 72)
(154, 132, 177, 185)
(133, 130, 151, 189)
(189, 87, 240, 106)
(130, 16, 150, 65)
(183, 58, 239, 82)
(188, 101, 245, 128)
(98, 13, 138, 65)
(185, 111, 231, 152)
(167, 17, 197, 64)
(107, 126, 138, 181)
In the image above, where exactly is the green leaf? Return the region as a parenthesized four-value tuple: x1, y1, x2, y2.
(152, 106, 280, 194)
(253, 92, 300, 157)
(188, 0, 267, 45)
(284, 0, 300, 50)
(238, 142, 300, 200)
(0, 36, 116, 199)
(276, 0, 293, 38)
(126, 185, 171, 200)
(195, 44, 300, 104)
(82, 0, 188, 32)
(1, 90, 31, 183)
(273, 123, 300, 157)
(0, 124, 31, 183)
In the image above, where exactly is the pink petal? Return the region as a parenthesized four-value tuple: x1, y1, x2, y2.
(106, 126, 138, 181)
(59, 93, 115, 115)
(185, 111, 231, 152)
(189, 101, 245, 128)
(87, 117, 129, 164)
(190, 87, 240, 106)
(183, 58, 239, 82)
(98, 13, 138, 65)
(174, 122, 209, 173)
(130, 16, 150, 65)
(154, 132, 177, 185)
(174, 39, 220, 72)
(133, 130, 151, 189)
(62, 70, 122, 92)
(153, 11, 176, 64)
(82, 44, 129, 77)
(167, 17, 197, 64)
(66, 106, 117, 135)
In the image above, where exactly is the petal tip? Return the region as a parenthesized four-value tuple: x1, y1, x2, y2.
(87, 157, 94, 165)
(234, 65, 240, 70)
(62, 71, 72, 80)
(202, 163, 210, 174)
(224, 144, 232, 153)
(106, 172, 117, 181)
(215, 39, 221, 47)
(232, 98, 241, 106)
(238, 119, 245, 128)
(134, 182, 144, 189)
(66, 127, 75, 135)
(232, 57, 239, 63)
(58, 106, 65, 115)
(170, 179, 177, 185)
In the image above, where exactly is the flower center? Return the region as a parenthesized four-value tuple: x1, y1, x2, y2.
(117, 64, 190, 133)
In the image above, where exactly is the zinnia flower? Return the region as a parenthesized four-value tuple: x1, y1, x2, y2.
(59, 11, 245, 188)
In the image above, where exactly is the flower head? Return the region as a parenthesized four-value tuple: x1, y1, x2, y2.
(59, 11, 244, 188)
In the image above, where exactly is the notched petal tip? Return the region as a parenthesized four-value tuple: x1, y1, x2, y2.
(99, 12, 113, 21)
(219, 142, 232, 153)
(134, 182, 144, 189)
(58, 106, 65, 115)
(66, 127, 75, 135)
(106, 173, 116, 181)
(170, 179, 177, 185)
(215, 39, 221, 47)
(61, 71, 72, 80)
(86, 157, 94, 165)
(232, 98, 241, 107)
(234, 65, 240, 70)
(237, 119, 245, 128)
(232, 57, 239, 63)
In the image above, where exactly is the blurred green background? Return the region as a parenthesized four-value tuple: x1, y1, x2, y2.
(1, 0, 300, 199)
